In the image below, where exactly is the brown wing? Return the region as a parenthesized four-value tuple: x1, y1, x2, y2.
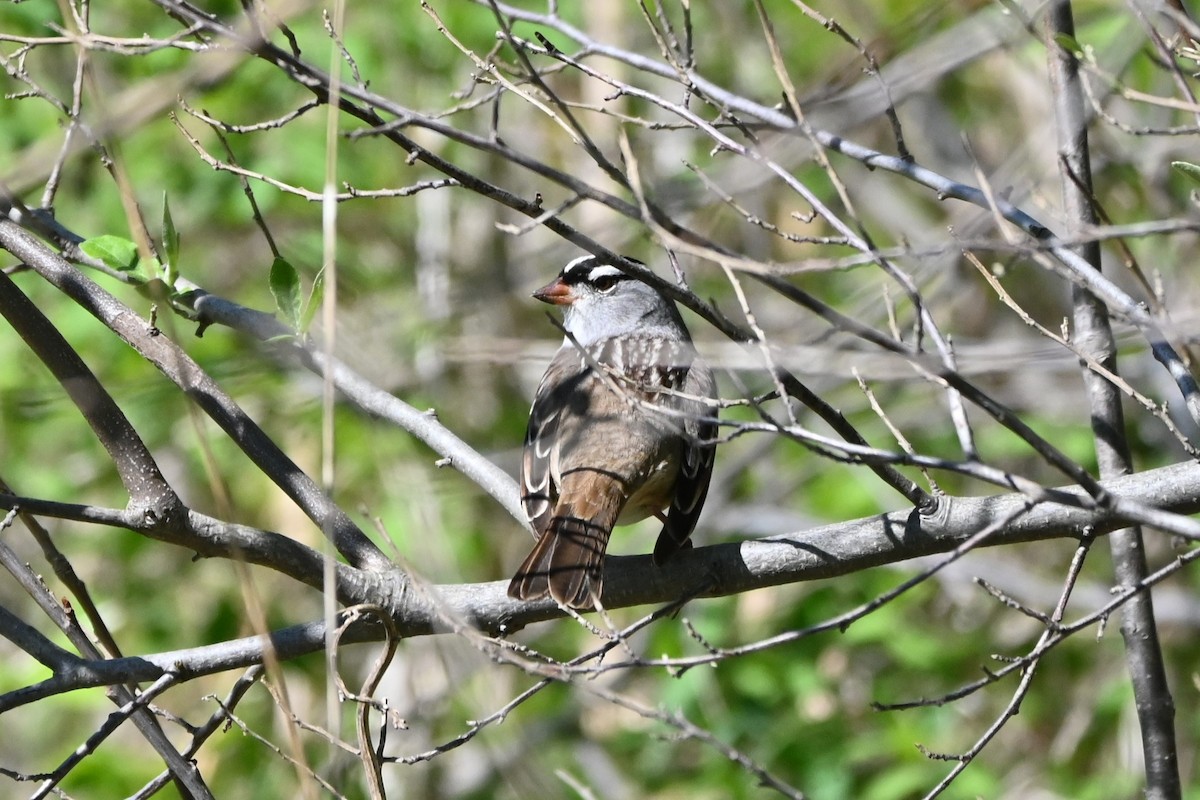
(653, 356, 717, 564)
(520, 345, 584, 537)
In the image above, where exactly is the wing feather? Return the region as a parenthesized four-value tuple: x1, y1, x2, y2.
(521, 346, 584, 536)
(653, 356, 717, 564)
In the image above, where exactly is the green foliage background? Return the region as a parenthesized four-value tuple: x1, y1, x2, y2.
(1, 1, 1199, 798)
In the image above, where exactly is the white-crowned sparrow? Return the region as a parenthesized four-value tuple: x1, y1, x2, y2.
(508, 255, 717, 608)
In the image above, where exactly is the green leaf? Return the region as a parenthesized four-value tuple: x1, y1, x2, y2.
(269, 256, 302, 331)
(300, 268, 325, 333)
(80, 235, 140, 272)
(1172, 161, 1200, 186)
(1053, 33, 1082, 54)
(161, 192, 180, 284)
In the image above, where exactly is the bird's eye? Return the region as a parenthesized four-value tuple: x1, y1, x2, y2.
(593, 274, 619, 293)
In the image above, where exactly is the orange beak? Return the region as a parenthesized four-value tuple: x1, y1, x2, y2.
(532, 276, 574, 305)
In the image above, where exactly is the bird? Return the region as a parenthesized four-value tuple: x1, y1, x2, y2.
(507, 255, 717, 609)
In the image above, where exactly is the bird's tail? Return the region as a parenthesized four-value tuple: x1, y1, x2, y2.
(508, 472, 624, 608)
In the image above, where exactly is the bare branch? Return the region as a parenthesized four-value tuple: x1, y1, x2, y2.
(1045, 4, 1181, 797)
(4, 459, 1198, 711)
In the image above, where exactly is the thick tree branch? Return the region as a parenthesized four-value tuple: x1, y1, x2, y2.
(1046, 4, 1180, 798)
(4, 459, 1199, 711)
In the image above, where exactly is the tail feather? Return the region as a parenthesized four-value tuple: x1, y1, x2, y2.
(508, 474, 624, 608)
(508, 516, 611, 607)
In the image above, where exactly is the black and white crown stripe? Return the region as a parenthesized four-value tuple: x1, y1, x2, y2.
(560, 255, 645, 288)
